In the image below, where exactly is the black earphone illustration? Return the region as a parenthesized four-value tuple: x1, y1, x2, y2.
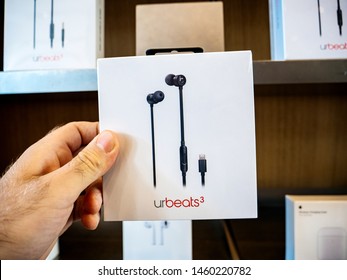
(33, 0, 37, 49)
(317, 0, 322, 36)
(33, 0, 65, 49)
(50, 0, 54, 48)
(146, 75, 207, 187)
(147, 91, 165, 187)
(165, 74, 188, 186)
(318, 0, 343, 36)
(337, 0, 343, 36)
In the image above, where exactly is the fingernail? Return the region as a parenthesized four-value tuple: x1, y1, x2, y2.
(96, 131, 115, 153)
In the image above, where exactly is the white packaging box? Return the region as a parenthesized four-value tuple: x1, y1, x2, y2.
(136, 2, 224, 56)
(269, 0, 347, 60)
(4, 0, 104, 71)
(285, 195, 347, 260)
(98, 51, 258, 221)
(123, 220, 192, 260)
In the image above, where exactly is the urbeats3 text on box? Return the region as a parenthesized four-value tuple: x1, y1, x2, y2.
(98, 51, 257, 221)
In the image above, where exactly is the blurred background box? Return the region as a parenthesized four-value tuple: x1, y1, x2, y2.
(136, 1, 224, 56)
(269, 0, 347, 60)
(286, 195, 347, 260)
(4, 0, 104, 71)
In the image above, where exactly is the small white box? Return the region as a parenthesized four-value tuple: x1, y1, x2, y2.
(4, 0, 104, 71)
(98, 51, 257, 221)
(269, 0, 347, 60)
(123, 220, 192, 260)
(136, 2, 224, 56)
(285, 195, 347, 260)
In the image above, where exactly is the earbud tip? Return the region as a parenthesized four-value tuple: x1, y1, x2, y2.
(154, 91, 165, 102)
(165, 74, 175, 86)
(147, 91, 165, 104)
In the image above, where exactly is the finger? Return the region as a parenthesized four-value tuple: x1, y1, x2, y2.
(72, 191, 102, 230)
(13, 122, 101, 177)
(60, 181, 103, 233)
(74, 180, 103, 219)
(83, 180, 103, 214)
(42, 122, 101, 168)
(81, 212, 101, 230)
(49, 130, 119, 200)
(45, 122, 100, 154)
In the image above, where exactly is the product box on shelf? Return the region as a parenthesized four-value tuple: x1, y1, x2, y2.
(269, 0, 347, 60)
(136, 1, 224, 56)
(285, 195, 347, 260)
(123, 220, 192, 260)
(98, 51, 258, 221)
(3, 0, 104, 71)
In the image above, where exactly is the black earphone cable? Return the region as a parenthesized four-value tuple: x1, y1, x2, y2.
(178, 85, 188, 186)
(337, 0, 343, 36)
(50, 0, 54, 48)
(147, 91, 165, 187)
(33, 0, 37, 49)
(317, 0, 322, 36)
(149, 104, 157, 187)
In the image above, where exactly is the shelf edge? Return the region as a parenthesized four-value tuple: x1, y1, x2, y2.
(0, 69, 98, 94)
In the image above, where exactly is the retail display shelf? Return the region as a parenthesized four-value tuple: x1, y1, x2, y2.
(0, 60, 346, 95)
(0, 69, 97, 94)
(253, 59, 347, 85)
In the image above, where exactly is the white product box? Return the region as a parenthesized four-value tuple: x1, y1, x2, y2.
(269, 0, 347, 60)
(136, 2, 224, 56)
(285, 195, 347, 260)
(123, 220, 192, 260)
(4, 0, 104, 71)
(98, 51, 257, 221)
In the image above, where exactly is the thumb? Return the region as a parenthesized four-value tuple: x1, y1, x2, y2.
(52, 130, 119, 199)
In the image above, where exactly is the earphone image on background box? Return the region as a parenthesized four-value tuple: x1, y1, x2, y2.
(337, 0, 343, 35)
(317, 0, 344, 36)
(33, 0, 65, 49)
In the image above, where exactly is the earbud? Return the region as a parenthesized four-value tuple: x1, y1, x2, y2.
(147, 90, 165, 105)
(165, 74, 186, 87)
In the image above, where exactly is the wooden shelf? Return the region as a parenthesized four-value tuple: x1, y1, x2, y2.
(1, 59, 346, 95)
(253, 59, 347, 85)
(0, 69, 97, 94)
